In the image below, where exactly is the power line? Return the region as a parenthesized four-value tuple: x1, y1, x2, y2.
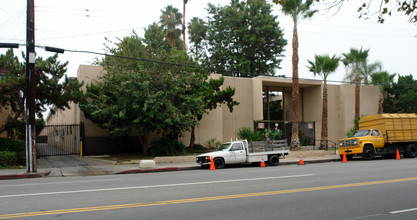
(0, 7, 25, 31)
(36, 27, 146, 41)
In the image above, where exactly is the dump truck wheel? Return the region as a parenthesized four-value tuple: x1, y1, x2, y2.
(362, 145, 375, 160)
(405, 144, 417, 158)
(214, 158, 225, 169)
(268, 155, 279, 166)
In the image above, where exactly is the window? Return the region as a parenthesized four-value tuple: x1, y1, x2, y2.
(231, 143, 243, 151)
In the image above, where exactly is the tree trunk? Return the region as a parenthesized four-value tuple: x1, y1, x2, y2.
(291, 21, 299, 149)
(355, 67, 360, 119)
(182, 0, 188, 51)
(138, 134, 151, 155)
(378, 87, 383, 114)
(189, 126, 195, 149)
(320, 81, 328, 150)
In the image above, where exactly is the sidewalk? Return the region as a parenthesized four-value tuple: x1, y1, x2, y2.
(0, 150, 341, 180)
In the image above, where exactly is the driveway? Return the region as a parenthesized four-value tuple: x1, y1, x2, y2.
(37, 156, 114, 176)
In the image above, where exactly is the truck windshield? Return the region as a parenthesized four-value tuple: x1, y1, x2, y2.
(217, 143, 231, 151)
(353, 130, 371, 137)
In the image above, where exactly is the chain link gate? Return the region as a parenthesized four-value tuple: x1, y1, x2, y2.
(36, 124, 84, 157)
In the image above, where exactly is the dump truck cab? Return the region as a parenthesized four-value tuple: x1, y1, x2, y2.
(338, 129, 385, 160)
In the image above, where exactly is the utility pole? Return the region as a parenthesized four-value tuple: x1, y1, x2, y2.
(26, 0, 36, 172)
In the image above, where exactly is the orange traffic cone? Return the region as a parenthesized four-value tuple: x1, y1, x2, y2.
(298, 153, 304, 165)
(396, 149, 401, 160)
(342, 151, 348, 163)
(209, 156, 216, 170)
(260, 154, 266, 167)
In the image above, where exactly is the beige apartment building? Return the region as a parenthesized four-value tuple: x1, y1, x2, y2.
(46, 65, 380, 155)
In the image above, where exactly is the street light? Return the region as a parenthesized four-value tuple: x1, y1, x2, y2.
(0, 43, 19, 48)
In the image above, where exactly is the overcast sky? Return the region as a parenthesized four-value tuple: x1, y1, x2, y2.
(1, 0, 416, 83)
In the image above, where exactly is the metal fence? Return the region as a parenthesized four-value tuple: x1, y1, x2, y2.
(36, 124, 83, 157)
(254, 120, 315, 146)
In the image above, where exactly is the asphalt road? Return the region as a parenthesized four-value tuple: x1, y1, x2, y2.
(1, 158, 417, 219)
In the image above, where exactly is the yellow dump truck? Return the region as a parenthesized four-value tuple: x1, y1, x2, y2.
(338, 113, 417, 160)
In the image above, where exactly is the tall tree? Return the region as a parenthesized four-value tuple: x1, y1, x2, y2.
(383, 74, 417, 114)
(143, 22, 170, 51)
(160, 5, 183, 48)
(274, 0, 318, 149)
(307, 54, 340, 149)
(182, 0, 189, 51)
(82, 33, 203, 155)
(371, 71, 396, 114)
(342, 47, 369, 121)
(81, 32, 238, 155)
(0, 49, 83, 134)
(187, 17, 208, 62)
(344, 60, 382, 85)
(205, 0, 287, 77)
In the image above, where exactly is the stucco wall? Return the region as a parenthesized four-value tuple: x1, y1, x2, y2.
(49, 65, 382, 153)
(310, 84, 380, 145)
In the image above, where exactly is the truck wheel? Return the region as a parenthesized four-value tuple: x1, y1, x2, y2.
(362, 146, 375, 160)
(214, 158, 225, 169)
(268, 155, 279, 166)
(405, 144, 417, 158)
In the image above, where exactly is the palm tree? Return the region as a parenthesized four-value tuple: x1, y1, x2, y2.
(371, 72, 396, 114)
(274, 0, 318, 149)
(344, 60, 382, 85)
(182, 0, 189, 51)
(307, 54, 340, 149)
(342, 47, 369, 120)
(160, 5, 182, 48)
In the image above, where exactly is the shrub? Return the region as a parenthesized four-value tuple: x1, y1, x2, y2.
(149, 138, 187, 156)
(237, 127, 263, 142)
(346, 115, 363, 137)
(0, 138, 24, 152)
(0, 151, 25, 166)
(207, 138, 222, 150)
(187, 144, 208, 154)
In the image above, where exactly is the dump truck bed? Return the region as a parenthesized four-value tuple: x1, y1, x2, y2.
(359, 113, 417, 143)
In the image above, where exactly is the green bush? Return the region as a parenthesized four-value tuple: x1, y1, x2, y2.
(187, 144, 208, 154)
(0, 151, 25, 166)
(207, 138, 222, 150)
(237, 127, 263, 142)
(0, 138, 24, 152)
(149, 138, 187, 156)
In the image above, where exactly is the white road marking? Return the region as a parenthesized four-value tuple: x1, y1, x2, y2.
(390, 207, 417, 214)
(0, 174, 313, 198)
(0, 178, 122, 188)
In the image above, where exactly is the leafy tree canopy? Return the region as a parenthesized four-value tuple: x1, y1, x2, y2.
(81, 32, 238, 155)
(383, 74, 417, 113)
(0, 49, 83, 122)
(188, 0, 287, 77)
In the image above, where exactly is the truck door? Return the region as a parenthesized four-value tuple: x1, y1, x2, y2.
(372, 129, 385, 149)
(229, 143, 246, 163)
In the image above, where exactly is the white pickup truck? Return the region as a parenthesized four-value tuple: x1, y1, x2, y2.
(196, 139, 289, 169)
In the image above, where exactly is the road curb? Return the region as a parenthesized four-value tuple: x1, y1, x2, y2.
(0, 171, 51, 180)
(114, 167, 180, 174)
